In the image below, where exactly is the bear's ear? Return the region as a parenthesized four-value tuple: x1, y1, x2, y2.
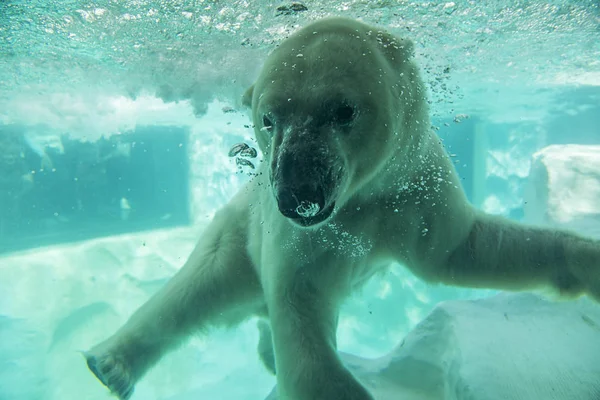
(242, 85, 254, 109)
(394, 37, 415, 60)
(375, 30, 415, 67)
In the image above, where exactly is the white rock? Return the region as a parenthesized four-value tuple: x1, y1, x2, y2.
(524, 144, 600, 237)
(266, 293, 600, 400)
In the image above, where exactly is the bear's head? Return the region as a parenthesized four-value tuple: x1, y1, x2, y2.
(243, 17, 426, 227)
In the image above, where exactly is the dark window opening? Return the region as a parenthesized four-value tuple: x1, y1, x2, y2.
(0, 124, 191, 254)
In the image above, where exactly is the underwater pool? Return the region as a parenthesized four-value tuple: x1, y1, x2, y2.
(1, 1, 600, 399)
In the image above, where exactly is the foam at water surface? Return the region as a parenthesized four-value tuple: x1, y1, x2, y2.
(1, 0, 599, 129)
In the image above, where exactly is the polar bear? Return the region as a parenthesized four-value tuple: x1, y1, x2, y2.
(84, 17, 600, 400)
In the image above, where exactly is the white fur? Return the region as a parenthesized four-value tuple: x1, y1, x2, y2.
(85, 17, 600, 400)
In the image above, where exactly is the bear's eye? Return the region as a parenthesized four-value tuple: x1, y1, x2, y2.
(262, 114, 273, 130)
(334, 104, 355, 125)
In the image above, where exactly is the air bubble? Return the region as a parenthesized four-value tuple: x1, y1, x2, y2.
(295, 201, 320, 217)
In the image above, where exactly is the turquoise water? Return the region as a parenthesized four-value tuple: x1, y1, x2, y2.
(1, 1, 600, 399)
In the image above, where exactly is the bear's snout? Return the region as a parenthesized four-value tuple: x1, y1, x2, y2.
(270, 133, 343, 226)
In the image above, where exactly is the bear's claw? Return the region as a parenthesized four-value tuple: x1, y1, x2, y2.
(85, 352, 134, 400)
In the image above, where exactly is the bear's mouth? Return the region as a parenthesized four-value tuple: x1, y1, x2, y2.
(273, 183, 338, 227)
(288, 201, 336, 227)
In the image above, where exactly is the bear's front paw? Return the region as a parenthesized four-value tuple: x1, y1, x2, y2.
(85, 351, 134, 400)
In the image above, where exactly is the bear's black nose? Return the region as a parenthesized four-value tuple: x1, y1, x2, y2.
(276, 185, 325, 219)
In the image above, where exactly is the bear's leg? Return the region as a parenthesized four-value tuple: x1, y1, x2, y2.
(257, 319, 276, 375)
(85, 208, 263, 400)
(256, 312, 340, 377)
(266, 268, 373, 400)
(442, 212, 600, 299)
